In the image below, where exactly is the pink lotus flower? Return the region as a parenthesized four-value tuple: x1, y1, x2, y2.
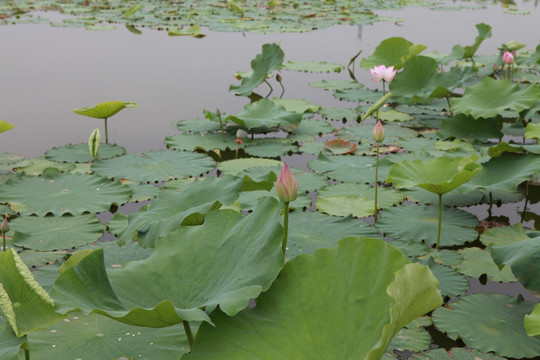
(502, 51, 514, 65)
(372, 120, 385, 142)
(276, 163, 298, 203)
(370, 65, 397, 83)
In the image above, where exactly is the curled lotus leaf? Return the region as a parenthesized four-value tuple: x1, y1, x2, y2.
(73, 101, 138, 119)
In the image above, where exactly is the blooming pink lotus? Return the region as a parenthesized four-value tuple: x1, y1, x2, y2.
(502, 51, 514, 65)
(370, 65, 397, 83)
(276, 163, 298, 203)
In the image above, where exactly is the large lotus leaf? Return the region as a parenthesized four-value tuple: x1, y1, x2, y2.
(0, 120, 14, 133)
(316, 183, 403, 217)
(333, 88, 384, 103)
(12, 157, 75, 176)
(319, 107, 359, 122)
(51, 197, 283, 328)
(459, 153, 540, 194)
(73, 101, 138, 119)
(226, 98, 303, 132)
(0, 153, 24, 165)
(432, 294, 540, 358)
(422, 258, 468, 298)
(376, 204, 478, 247)
(174, 117, 221, 133)
(403, 188, 483, 207)
(454, 247, 516, 282)
(0, 249, 63, 337)
(390, 56, 473, 103)
(286, 211, 379, 259)
(282, 60, 344, 73)
(91, 150, 215, 183)
(387, 156, 481, 195)
(165, 132, 239, 152)
(438, 114, 503, 141)
(359, 37, 426, 70)
(413, 347, 505, 360)
(184, 237, 442, 360)
(308, 79, 364, 90)
(19, 250, 67, 268)
(270, 98, 321, 114)
(288, 118, 335, 142)
(480, 223, 529, 247)
(525, 122, 540, 141)
(308, 152, 391, 184)
(237, 190, 311, 211)
(119, 175, 243, 247)
(217, 158, 282, 175)
(0, 324, 23, 360)
(525, 303, 540, 336)
(388, 326, 431, 353)
(229, 43, 284, 96)
(243, 138, 297, 158)
(29, 312, 191, 359)
(491, 237, 540, 295)
(11, 214, 105, 251)
(45, 143, 126, 163)
(450, 77, 540, 119)
(0, 168, 132, 216)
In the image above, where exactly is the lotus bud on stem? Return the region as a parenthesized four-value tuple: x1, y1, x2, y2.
(502, 51, 515, 82)
(1, 214, 9, 252)
(276, 163, 298, 255)
(372, 120, 384, 219)
(276, 73, 285, 98)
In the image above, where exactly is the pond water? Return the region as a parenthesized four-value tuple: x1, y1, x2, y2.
(1, 0, 539, 158)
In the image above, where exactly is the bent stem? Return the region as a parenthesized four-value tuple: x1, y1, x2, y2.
(282, 201, 290, 256)
(104, 117, 109, 144)
(183, 320, 194, 352)
(374, 141, 380, 219)
(521, 181, 529, 223)
(436, 193, 443, 250)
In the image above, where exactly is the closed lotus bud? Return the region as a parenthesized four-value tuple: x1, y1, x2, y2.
(276, 73, 283, 82)
(236, 129, 248, 139)
(502, 51, 514, 65)
(235, 138, 243, 145)
(216, 109, 222, 117)
(1, 216, 9, 234)
(372, 120, 385, 142)
(276, 163, 298, 203)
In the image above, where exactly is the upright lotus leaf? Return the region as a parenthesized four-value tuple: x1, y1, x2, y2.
(119, 175, 244, 247)
(359, 37, 426, 70)
(525, 303, 540, 336)
(0, 168, 132, 216)
(491, 237, 540, 296)
(51, 197, 284, 328)
(88, 128, 101, 159)
(0, 120, 14, 133)
(525, 122, 540, 140)
(437, 23, 492, 64)
(438, 114, 503, 141)
(390, 56, 475, 104)
(387, 156, 481, 195)
(229, 43, 284, 96)
(450, 77, 540, 119)
(225, 98, 302, 132)
(0, 321, 24, 360)
(184, 237, 442, 360)
(73, 101, 139, 119)
(0, 249, 63, 337)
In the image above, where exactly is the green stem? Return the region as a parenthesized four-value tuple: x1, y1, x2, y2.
(488, 191, 493, 221)
(521, 182, 529, 223)
(22, 336, 29, 360)
(104, 117, 109, 144)
(382, 80, 386, 96)
(282, 201, 289, 256)
(436, 194, 443, 250)
(374, 142, 380, 219)
(217, 115, 225, 143)
(264, 79, 273, 98)
(183, 320, 194, 352)
(2, 232, 5, 252)
(25, 347, 30, 360)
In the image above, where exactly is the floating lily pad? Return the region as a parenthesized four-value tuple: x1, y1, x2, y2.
(422, 258, 469, 298)
(0, 168, 131, 216)
(13, 157, 75, 176)
(454, 247, 516, 282)
(308, 79, 364, 90)
(243, 138, 297, 158)
(480, 223, 529, 247)
(323, 138, 357, 154)
(288, 119, 335, 142)
(319, 107, 359, 122)
(376, 204, 478, 247)
(413, 348, 506, 360)
(226, 98, 303, 132)
(271, 98, 321, 113)
(308, 152, 390, 184)
(218, 158, 282, 176)
(432, 294, 540, 358)
(92, 150, 215, 183)
(165, 133, 238, 152)
(45, 143, 126, 163)
(0, 153, 24, 165)
(174, 117, 222, 133)
(388, 326, 431, 353)
(282, 60, 345, 73)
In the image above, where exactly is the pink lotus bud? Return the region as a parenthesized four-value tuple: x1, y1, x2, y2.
(502, 51, 514, 65)
(372, 120, 385, 142)
(370, 65, 397, 83)
(1, 216, 9, 234)
(276, 163, 298, 203)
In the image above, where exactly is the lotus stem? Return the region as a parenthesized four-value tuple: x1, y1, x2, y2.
(488, 191, 493, 220)
(521, 182, 529, 223)
(25, 347, 30, 360)
(2, 232, 5, 252)
(217, 114, 225, 143)
(104, 117, 109, 144)
(445, 96, 453, 117)
(282, 201, 290, 256)
(436, 193, 443, 250)
(279, 81, 285, 99)
(382, 80, 386, 96)
(183, 320, 194, 352)
(374, 142, 380, 219)
(264, 79, 273, 98)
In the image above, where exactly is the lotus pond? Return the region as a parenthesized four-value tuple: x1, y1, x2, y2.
(2, 1, 540, 360)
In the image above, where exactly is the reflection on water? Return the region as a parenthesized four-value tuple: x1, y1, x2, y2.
(0, 1, 539, 158)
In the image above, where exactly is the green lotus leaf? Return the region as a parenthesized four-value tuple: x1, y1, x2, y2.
(29, 312, 191, 359)
(0, 168, 132, 216)
(282, 60, 345, 73)
(271, 98, 321, 113)
(316, 183, 403, 217)
(403, 188, 483, 207)
(226, 98, 303, 132)
(168, 25, 206, 37)
(432, 294, 540, 358)
(387, 155, 481, 195)
(389, 240, 431, 258)
(525, 303, 540, 336)
(359, 37, 426, 70)
(165, 133, 238, 152)
(184, 237, 441, 360)
(243, 138, 297, 158)
(459, 153, 540, 194)
(491, 237, 540, 295)
(119, 175, 243, 248)
(237, 190, 311, 211)
(0, 249, 63, 337)
(308, 79, 364, 90)
(288, 119, 335, 142)
(377, 109, 414, 122)
(308, 152, 391, 184)
(0, 120, 14, 133)
(422, 257, 468, 298)
(487, 142, 527, 157)
(91, 150, 215, 183)
(319, 107, 359, 122)
(51, 197, 283, 328)
(12, 157, 75, 176)
(0, 153, 24, 165)
(376, 204, 478, 247)
(73, 101, 138, 119)
(454, 247, 516, 282)
(413, 347, 505, 360)
(217, 158, 282, 176)
(525, 122, 540, 140)
(86, 24, 117, 31)
(480, 223, 529, 247)
(439, 113, 504, 141)
(18, 250, 68, 268)
(450, 77, 540, 119)
(174, 117, 221, 133)
(390, 56, 474, 103)
(333, 88, 385, 103)
(0, 314, 24, 360)
(286, 211, 380, 259)
(11, 214, 105, 251)
(388, 326, 431, 353)
(45, 143, 126, 163)
(229, 43, 284, 96)
(419, 249, 463, 266)
(338, 122, 418, 144)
